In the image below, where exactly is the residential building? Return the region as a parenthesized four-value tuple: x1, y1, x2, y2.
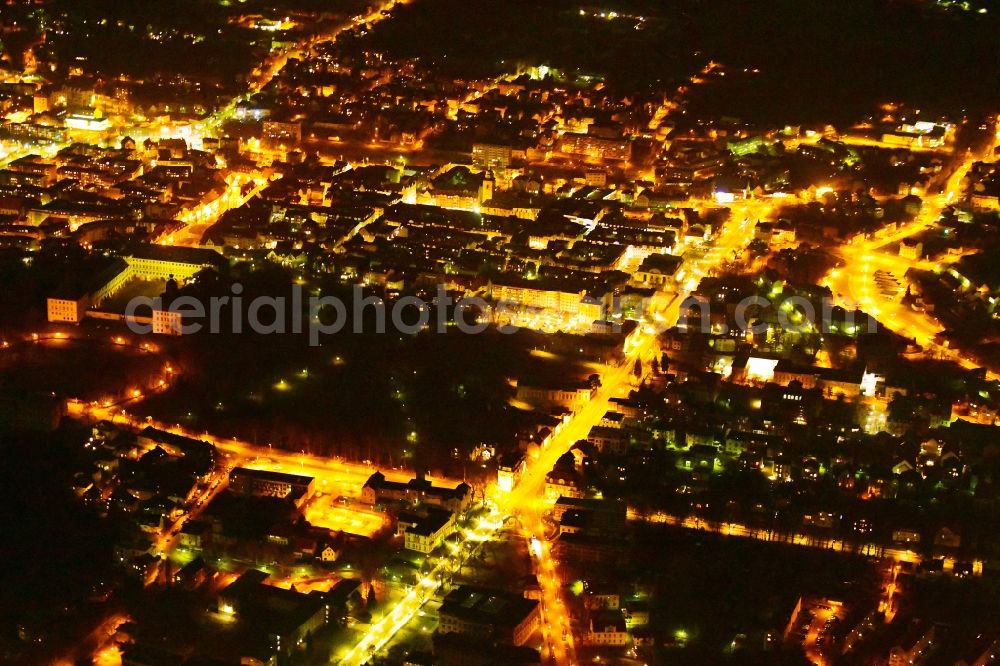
(403, 508, 455, 553)
(560, 132, 631, 162)
(633, 253, 683, 290)
(497, 452, 526, 492)
(492, 281, 604, 322)
(515, 379, 595, 412)
(584, 611, 629, 646)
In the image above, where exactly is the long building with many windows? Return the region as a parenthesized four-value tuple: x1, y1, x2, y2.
(228, 467, 315, 506)
(46, 246, 227, 327)
(361, 471, 472, 514)
(124, 245, 228, 282)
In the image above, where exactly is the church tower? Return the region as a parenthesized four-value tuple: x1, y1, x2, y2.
(479, 170, 495, 204)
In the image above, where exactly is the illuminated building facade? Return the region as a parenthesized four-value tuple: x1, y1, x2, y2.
(492, 282, 603, 321)
(229, 467, 316, 505)
(560, 132, 631, 161)
(125, 245, 228, 282)
(47, 295, 89, 324)
(362, 471, 472, 514)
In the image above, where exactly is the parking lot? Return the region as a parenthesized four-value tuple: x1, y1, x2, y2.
(873, 269, 903, 300)
(304, 494, 386, 537)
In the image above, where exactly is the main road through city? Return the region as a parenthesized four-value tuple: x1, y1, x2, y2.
(55, 185, 767, 664)
(50, 5, 780, 656)
(334, 205, 762, 665)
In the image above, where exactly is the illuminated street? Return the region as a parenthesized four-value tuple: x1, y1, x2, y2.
(332, 202, 763, 665)
(826, 116, 1000, 370)
(3, 2, 1000, 665)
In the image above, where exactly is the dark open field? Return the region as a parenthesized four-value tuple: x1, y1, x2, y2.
(355, 0, 1000, 126)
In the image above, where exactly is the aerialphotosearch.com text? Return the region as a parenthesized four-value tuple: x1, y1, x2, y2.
(123, 283, 878, 345)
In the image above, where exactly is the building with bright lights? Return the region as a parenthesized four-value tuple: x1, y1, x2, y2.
(472, 142, 516, 172)
(583, 611, 629, 646)
(45, 249, 230, 331)
(261, 120, 302, 151)
(633, 253, 683, 290)
(437, 585, 541, 646)
(229, 467, 315, 506)
(585, 425, 628, 455)
(178, 521, 211, 551)
(491, 280, 604, 323)
(0, 121, 68, 144)
(400, 507, 455, 553)
(515, 378, 596, 412)
(64, 110, 111, 132)
(146, 305, 179, 334)
(480, 191, 545, 220)
(496, 452, 526, 492)
(47, 258, 131, 324)
(772, 360, 819, 389)
(899, 237, 923, 260)
(125, 245, 228, 282)
(136, 427, 214, 460)
(545, 468, 584, 500)
(46, 293, 89, 324)
(361, 471, 472, 514)
(560, 131, 631, 162)
(881, 121, 949, 149)
(817, 367, 864, 398)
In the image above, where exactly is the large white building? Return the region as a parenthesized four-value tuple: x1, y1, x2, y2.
(125, 245, 227, 282)
(516, 380, 595, 412)
(46, 246, 227, 330)
(401, 509, 455, 554)
(492, 281, 603, 323)
(46, 258, 131, 324)
(47, 294, 89, 323)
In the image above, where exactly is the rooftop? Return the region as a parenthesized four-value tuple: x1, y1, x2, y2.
(439, 585, 539, 630)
